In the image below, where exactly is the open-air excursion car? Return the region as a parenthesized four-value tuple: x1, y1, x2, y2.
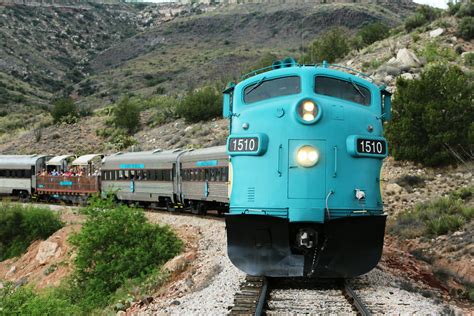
(36, 154, 103, 204)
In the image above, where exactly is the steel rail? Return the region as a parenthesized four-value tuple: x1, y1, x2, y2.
(343, 280, 372, 316)
(254, 276, 268, 316)
(229, 276, 268, 315)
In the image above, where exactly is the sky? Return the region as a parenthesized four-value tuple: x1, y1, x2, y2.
(413, 0, 448, 8)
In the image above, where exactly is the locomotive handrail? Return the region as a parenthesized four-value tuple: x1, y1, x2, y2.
(315, 62, 375, 82)
(240, 64, 281, 80)
(240, 60, 375, 83)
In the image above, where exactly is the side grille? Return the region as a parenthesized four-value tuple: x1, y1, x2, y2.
(247, 187, 255, 203)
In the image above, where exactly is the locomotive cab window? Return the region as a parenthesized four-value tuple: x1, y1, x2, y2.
(314, 76, 371, 106)
(244, 76, 301, 104)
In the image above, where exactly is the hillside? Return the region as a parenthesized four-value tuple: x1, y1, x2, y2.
(79, 2, 413, 107)
(0, 1, 414, 145)
(0, 4, 142, 106)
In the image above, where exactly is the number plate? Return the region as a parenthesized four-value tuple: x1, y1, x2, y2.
(357, 138, 387, 155)
(228, 137, 259, 153)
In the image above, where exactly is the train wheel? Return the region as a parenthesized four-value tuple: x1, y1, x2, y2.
(191, 202, 207, 215)
(19, 192, 31, 203)
(166, 201, 175, 212)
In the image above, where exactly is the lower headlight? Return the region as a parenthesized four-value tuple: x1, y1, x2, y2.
(296, 145, 319, 167)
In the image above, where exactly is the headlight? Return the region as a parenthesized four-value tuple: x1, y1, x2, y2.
(297, 100, 320, 124)
(296, 145, 319, 167)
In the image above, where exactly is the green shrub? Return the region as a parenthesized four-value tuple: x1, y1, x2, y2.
(357, 22, 390, 46)
(143, 74, 167, 87)
(305, 27, 350, 63)
(112, 97, 141, 134)
(463, 52, 474, 67)
(146, 96, 179, 127)
(405, 13, 428, 32)
(176, 86, 222, 123)
(457, 2, 474, 17)
(386, 64, 473, 166)
(426, 214, 465, 236)
(404, 5, 440, 32)
(0, 283, 80, 315)
(0, 204, 63, 261)
(68, 196, 182, 309)
(450, 186, 473, 201)
(421, 41, 456, 63)
(98, 127, 138, 150)
(448, 1, 462, 16)
(389, 187, 473, 239)
(417, 4, 441, 21)
(50, 97, 78, 124)
(457, 16, 474, 40)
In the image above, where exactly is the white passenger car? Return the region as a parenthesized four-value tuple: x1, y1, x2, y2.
(0, 155, 50, 198)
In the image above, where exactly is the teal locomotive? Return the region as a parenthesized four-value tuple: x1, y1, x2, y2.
(223, 58, 392, 278)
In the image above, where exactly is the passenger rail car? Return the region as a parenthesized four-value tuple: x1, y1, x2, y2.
(101, 147, 229, 212)
(101, 149, 182, 207)
(0, 155, 50, 199)
(36, 154, 103, 204)
(179, 146, 229, 214)
(223, 59, 392, 278)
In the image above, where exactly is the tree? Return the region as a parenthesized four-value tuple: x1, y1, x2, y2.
(386, 64, 473, 167)
(112, 96, 141, 134)
(50, 97, 78, 124)
(404, 5, 440, 32)
(305, 28, 350, 64)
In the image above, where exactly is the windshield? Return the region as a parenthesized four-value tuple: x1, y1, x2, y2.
(244, 76, 301, 104)
(314, 76, 371, 106)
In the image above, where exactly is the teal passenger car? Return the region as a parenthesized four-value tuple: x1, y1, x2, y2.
(224, 59, 392, 278)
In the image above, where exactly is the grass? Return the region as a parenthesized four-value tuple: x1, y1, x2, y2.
(419, 40, 457, 64)
(0, 284, 81, 315)
(0, 203, 63, 261)
(388, 186, 473, 239)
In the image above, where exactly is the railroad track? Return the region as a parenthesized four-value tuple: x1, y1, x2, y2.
(6, 198, 225, 221)
(230, 276, 371, 315)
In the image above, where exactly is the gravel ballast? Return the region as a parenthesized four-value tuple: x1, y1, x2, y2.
(141, 211, 464, 315)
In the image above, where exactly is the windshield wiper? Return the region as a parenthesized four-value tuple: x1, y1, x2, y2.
(245, 76, 266, 95)
(350, 78, 365, 99)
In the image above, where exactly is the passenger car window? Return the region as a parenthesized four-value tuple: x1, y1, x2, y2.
(314, 76, 371, 106)
(244, 76, 301, 104)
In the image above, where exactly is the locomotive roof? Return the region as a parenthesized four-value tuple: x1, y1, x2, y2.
(238, 63, 379, 91)
(102, 149, 185, 169)
(0, 154, 49, 169)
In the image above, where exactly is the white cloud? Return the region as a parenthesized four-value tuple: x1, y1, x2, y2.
(413, 0, 448, 9)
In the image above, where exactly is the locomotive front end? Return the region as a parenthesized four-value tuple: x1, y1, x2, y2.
(224, 59, 392, 278)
